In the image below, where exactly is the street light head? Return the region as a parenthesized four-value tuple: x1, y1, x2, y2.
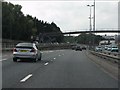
(87, 4, 94, 7)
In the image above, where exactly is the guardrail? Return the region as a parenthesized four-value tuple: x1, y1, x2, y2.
(38, 43, 73, 50)
(90, 50, 119, 63)
(102, 51, 119, 56)
(2, 41, 75, 51)
(2, 39, 24, 51)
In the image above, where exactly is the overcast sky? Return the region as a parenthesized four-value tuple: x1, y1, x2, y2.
(6, 0, 119, 35)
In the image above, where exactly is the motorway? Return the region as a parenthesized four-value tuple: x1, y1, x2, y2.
(2, 50, 118, 88)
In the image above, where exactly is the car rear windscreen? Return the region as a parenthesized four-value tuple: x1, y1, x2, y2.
(16, 46, 33, 49)
(16, 43, 34, 49)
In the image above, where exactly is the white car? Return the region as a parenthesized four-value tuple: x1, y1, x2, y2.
(95, 46, 102, 52)
(13, 43, 42, 62)
(111, 46, 119, 52)
(104, 45, 109, 50)
(107, 46, 112, 51)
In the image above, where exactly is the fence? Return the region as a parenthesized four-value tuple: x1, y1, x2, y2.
(2, 39, 25, 51)
(2, 39, 76, 51)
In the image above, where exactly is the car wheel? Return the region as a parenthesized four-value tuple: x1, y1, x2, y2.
(13, 58, 17, 62)
(33, 55, 38, 62)
(33, 58, 37, 62)
(39, 54, 41, 61)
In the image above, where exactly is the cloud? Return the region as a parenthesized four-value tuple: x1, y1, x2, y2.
(96, 2, 118, 29)
(6, 0, 118, 32)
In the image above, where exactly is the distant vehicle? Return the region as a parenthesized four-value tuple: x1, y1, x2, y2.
(72, 46, 76, 50)
(13, 43, 42, 62)
(111, 46, 119, 52)
(81, 46, 86, 50)
(104, 45, 109, 50)
(95, 46, 102, 52)
(107, 46, 112, 51)
(75, 46, 82, 51)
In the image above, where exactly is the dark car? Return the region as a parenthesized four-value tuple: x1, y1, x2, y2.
(72, 46, 76, 50)
(82, 46, 86, 50)
(75, 46, 82, 51)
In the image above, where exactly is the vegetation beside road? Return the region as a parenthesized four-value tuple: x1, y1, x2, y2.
(2, 2, 63, 43)
(2, 1, 104, 45)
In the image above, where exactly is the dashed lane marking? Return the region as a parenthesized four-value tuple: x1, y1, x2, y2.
(20, 74, 33, 83)
(44, 62, 49, 66)
(41, 51, 54, 53)
(0, 58, 7, 61)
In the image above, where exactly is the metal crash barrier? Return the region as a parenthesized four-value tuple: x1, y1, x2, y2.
(90, 50, 120, 63)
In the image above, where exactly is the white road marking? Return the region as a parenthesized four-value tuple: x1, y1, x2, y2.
(59, 55, 61, 56)
(20, 74, 32, 83)
(44, 62, 49, 66)
(0, 58, 7, 61)
(49, 51, 53, 52)
(53, 58, 56, 60)
(42, 51, 54, 53)
(2, 59, 7, 61)
(44, 62, 49, 65)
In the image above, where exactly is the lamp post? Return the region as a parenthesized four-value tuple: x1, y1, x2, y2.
(93, 0, 95, 33)
(87, 4, 94, 49)
(87, 5, 94, 32)
(92, 0, 96, 49)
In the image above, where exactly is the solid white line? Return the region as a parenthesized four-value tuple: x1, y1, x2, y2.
(44, 62, 49, 65)
(20, 74, 32, 83)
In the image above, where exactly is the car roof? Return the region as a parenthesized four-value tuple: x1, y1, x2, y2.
(16, 43, 35, 47)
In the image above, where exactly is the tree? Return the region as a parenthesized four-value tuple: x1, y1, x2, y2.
(2, 2, 64, 42)
(75, 33, 104, 45)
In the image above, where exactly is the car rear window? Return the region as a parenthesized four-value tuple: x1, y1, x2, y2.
(16, 43, 34, 49)
(16, 43, 33, 47)
(16, 46, 33, 49)
(112, 47, 117, 48)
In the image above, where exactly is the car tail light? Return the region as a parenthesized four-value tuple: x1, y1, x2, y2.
(13, 48, 17, 52)
(30, 48, 36, 52)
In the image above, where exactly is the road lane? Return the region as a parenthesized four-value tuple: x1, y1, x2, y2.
(2, 50, 118, 88)
(2, 50, 64, 88)
(4, 50, 118, 88)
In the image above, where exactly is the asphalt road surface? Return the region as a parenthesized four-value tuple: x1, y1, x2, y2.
(2, 50, 118, 88)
